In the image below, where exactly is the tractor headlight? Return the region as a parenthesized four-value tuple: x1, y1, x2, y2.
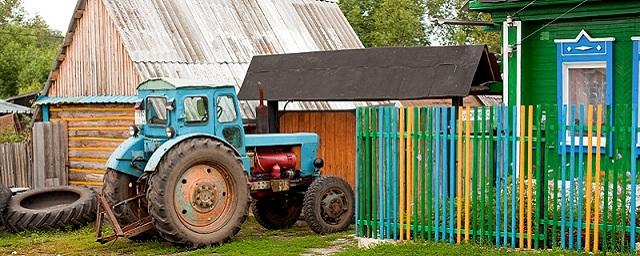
(313, 158, 324, 169)
(166, 127, 175, 138)
(129, 126, 139, 137)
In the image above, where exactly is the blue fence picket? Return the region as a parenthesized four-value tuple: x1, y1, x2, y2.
(560, 105, 567, 249)
(449, 107, 456, 244)
(632, 103, 638, 252)
(442, 107, 449, 241)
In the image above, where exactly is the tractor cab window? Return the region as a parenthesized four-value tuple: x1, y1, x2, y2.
(147, 97, 168, 125)
(216, 95, 237, 123)
(184, 96, 209, 124)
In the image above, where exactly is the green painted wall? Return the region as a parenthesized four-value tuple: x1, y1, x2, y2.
(469, 2, 640, 176)
(521, 17, 639, 107)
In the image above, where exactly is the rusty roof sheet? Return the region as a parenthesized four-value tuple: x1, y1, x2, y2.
(43, 0, 378, 118)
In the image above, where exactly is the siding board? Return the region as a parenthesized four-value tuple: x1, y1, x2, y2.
(279, 111, 356, 187)
(49, 0, 140, 97)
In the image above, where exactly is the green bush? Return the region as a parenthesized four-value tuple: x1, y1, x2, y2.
(0, 129, 29, 143)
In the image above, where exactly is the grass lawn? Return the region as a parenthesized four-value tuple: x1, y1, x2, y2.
(0, 218, 631, 255)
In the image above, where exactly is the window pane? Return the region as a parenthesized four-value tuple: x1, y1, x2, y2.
(184, 96, 208, 123)
(147, 97, 167, 125)
(216, 95, 237, 123)
(568, 68, 606, 106)
(567, 67, 606, 132)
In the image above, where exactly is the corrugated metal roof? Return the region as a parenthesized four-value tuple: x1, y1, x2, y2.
(477, 95, 503, 106)
(35, 96, 140, 106)
(43, 0, 380, 119)
(138, 77, 236, 90)
(0, 100, 32, 114)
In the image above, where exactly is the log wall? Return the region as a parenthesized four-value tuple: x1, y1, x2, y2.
(50, 104, 133, 188)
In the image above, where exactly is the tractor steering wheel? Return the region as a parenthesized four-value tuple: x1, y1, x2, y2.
(217, 106, 223, 119)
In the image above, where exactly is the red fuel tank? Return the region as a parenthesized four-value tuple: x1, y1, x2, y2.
(254, 152, 297, 178)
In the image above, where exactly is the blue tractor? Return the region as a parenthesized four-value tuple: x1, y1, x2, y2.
(96, 78, 354, 247)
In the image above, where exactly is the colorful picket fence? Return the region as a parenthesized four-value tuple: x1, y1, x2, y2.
(355, 104, 639, 252)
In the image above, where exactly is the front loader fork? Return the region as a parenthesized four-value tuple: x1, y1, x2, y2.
(96, 172, 153, 243)
(96, 195, 154, 243)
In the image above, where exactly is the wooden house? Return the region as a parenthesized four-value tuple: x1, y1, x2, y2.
(470, 0, 640, 166)
(35, 0, 367, 188)
(470, 0, 639, 113)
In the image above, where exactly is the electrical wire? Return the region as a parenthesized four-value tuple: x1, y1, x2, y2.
(510, 0, 537, 18)
(0, 30, 63, 39)
(517, 0, 589, 45)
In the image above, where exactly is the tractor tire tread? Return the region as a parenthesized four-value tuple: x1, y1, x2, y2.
(4, 186, 96, 232)
(303, 176, 354, 235)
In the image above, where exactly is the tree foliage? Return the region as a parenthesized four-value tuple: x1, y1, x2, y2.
(339, 0, 427, 47)
(0, 0, 61, 99)
(339, 0, 500, 52)
(425, 0, 501, 52)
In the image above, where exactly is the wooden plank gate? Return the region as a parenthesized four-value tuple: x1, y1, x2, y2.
(355, 104, 639, 252)
(32, 122, 68, 188)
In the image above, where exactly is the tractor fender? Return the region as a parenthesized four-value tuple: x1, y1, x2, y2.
(106, 136, 146, 177)
(144, 133, 246, 173)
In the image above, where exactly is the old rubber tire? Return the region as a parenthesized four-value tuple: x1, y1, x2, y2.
(303, 176, 354, 234)
(147, 138, 249, 248)
(0, 184, 10, 215)
(252, 194, 302, 230)
(4, 186, 96, 232)
(0, 184, 11, 230)
(103, 169, 156, 240)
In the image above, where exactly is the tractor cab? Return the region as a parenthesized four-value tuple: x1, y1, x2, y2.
(135, 78, 246, 153)
(106, 78, 248, 177)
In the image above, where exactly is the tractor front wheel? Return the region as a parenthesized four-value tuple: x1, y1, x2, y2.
(252, 194, 302, 230)
(147, 138, 249, 248)
(303, 176, 354, 234)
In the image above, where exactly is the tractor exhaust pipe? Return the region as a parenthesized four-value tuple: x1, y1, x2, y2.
(255, 82, 269, 134)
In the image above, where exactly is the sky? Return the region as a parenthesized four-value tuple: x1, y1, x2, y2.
(22, 0, 78, 32)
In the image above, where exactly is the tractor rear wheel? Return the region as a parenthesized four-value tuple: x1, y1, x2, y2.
(147, 138, 249, 248)
(303, 176, 354, 234)
(252, 194, 302, 230)
(103, 169, 156, 240)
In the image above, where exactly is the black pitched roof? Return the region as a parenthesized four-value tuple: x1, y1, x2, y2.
(238, 46, 500, 101)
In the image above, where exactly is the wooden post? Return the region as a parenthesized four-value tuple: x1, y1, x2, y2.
(267, 101, 279, 133)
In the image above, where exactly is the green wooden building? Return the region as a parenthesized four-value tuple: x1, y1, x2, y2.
(468, 1, 640, 250)
(470, 0, 639, 108)
(470, 0, 640, 155)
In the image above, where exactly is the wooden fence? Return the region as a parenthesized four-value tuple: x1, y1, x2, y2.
(0, 143, 31, 187)
(355, 104, 639, 253)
